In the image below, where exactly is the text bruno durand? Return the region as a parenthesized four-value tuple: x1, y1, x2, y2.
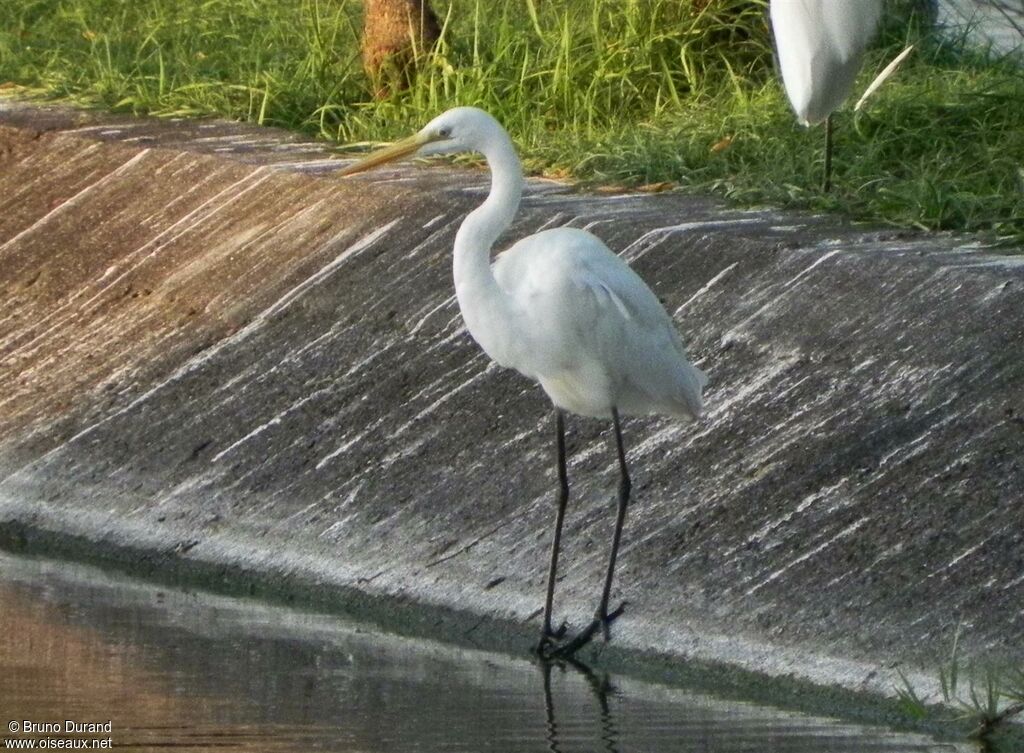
(5, 720, 113, 750)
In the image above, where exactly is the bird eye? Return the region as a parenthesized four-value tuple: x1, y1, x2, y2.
(438, 127, 452, 139)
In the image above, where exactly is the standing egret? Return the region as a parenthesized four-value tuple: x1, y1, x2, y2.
(340, 107, 707, 657)
(769, 0, 883, 191)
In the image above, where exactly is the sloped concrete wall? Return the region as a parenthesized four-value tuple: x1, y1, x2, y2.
(1, 101, 1022, 705)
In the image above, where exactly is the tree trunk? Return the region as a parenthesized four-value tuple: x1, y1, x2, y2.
(361, 0, 441, 98)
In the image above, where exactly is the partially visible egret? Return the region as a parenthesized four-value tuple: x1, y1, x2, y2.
(341, 107, 707, 657)
(770, 0, 883, 191)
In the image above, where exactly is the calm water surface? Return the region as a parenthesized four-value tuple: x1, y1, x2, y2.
(0, 552, 967, 753)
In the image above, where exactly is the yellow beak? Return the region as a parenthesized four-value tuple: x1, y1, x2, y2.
(338, 132, 438, 176)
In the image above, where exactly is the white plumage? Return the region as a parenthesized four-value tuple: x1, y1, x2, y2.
(341, 106, 706, 656)
(770, 0, 883, 125)
(488, 226, 707, 420)
(361, 106, 709, 424)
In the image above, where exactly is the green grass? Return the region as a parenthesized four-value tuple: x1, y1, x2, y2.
(896, 625, 1024, 751)
(1, 0, 1023, 242)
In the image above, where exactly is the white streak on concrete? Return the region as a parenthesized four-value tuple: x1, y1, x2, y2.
(428, 322, 470, 352)
(745, 517, 869, 596)
(339, 342, 389, 377)
(0, 147, 146, 254)
(317, 487, 366, 539)
(675, 262, 740, 315)
(620, 231, 671, 262)
(260, 219, 400, 321)
(217, 343, 396, 463)
(268, 159, 343, 173)
(409, 294, 457, 335)
(877, 431, 933, 470)
(315, 433, 364, 471)
(498, 426, 539, 450)
(388, 365, 494, 438)
(726, 250, 842, 335)
(37, 224, 397, 455)
(721, 476, 853, 565)
(211, 416, 284, 463)
(63, 124, 132, 135)
(280, 320, 359, 366)
(621, 219, 763, 262)
(581, 219, 614, 233)
(1, 166, 274, 357)
(403, 223, 454, 260)
(315, 412, 391, 471)
(1003, 571, 1024, 590)
(706, 356, 800, 421)
(850, 357, 878, 374)
(934, 538, 994, 576)
(536, 213, 570, 232)
(376, 428, 439, 472)
(212, 364, 262, 395)
(630, 423, 685, 457)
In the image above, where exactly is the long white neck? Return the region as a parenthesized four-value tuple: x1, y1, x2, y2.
(452, 130, 523, 360)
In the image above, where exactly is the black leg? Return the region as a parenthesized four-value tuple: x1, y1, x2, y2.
(546, 408, 629, 658)
(539, 660, 560, 752)
(596, 407, 630, 637)
(535, 653, 618, 753)
(535, 409, 569, 653)
(823, 114, 834, 193)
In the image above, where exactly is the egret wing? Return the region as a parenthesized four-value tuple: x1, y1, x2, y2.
(494, 228, 705, 418)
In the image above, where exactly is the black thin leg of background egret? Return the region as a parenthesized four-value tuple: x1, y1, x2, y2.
(548, 408, 629, 657)
(823, 115, 834, 193)
(537, 409, 570, 651)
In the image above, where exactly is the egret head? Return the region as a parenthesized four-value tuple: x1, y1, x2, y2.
(339, 106, 503, 176)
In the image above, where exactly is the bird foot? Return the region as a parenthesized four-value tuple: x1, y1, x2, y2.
(597, 601, 627, 641)
(535, 602, 627, 659)
(532, 620, 568, 657)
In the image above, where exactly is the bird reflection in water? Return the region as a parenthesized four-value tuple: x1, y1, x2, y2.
(540, 656, 621, 753)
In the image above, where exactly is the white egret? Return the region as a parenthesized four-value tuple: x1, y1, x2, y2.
(769, 0, 883, 191)
(340, 107, 707, 657)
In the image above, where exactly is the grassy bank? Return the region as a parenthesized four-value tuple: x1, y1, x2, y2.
(1, 0, 1022, 242)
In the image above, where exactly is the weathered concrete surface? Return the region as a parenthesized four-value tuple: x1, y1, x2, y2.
(937, 0, 1024, 58)
(1, 100, 1022, 716)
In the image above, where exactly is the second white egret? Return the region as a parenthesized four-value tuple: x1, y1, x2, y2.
(341, 107, 707, 657)
(770, 0, 883, 191)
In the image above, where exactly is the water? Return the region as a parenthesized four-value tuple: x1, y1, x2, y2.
(0, 552, 966, 753)
(937, 0, 1024, 57)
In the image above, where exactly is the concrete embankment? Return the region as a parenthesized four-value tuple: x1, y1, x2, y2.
(1, 100, 1022, 724)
